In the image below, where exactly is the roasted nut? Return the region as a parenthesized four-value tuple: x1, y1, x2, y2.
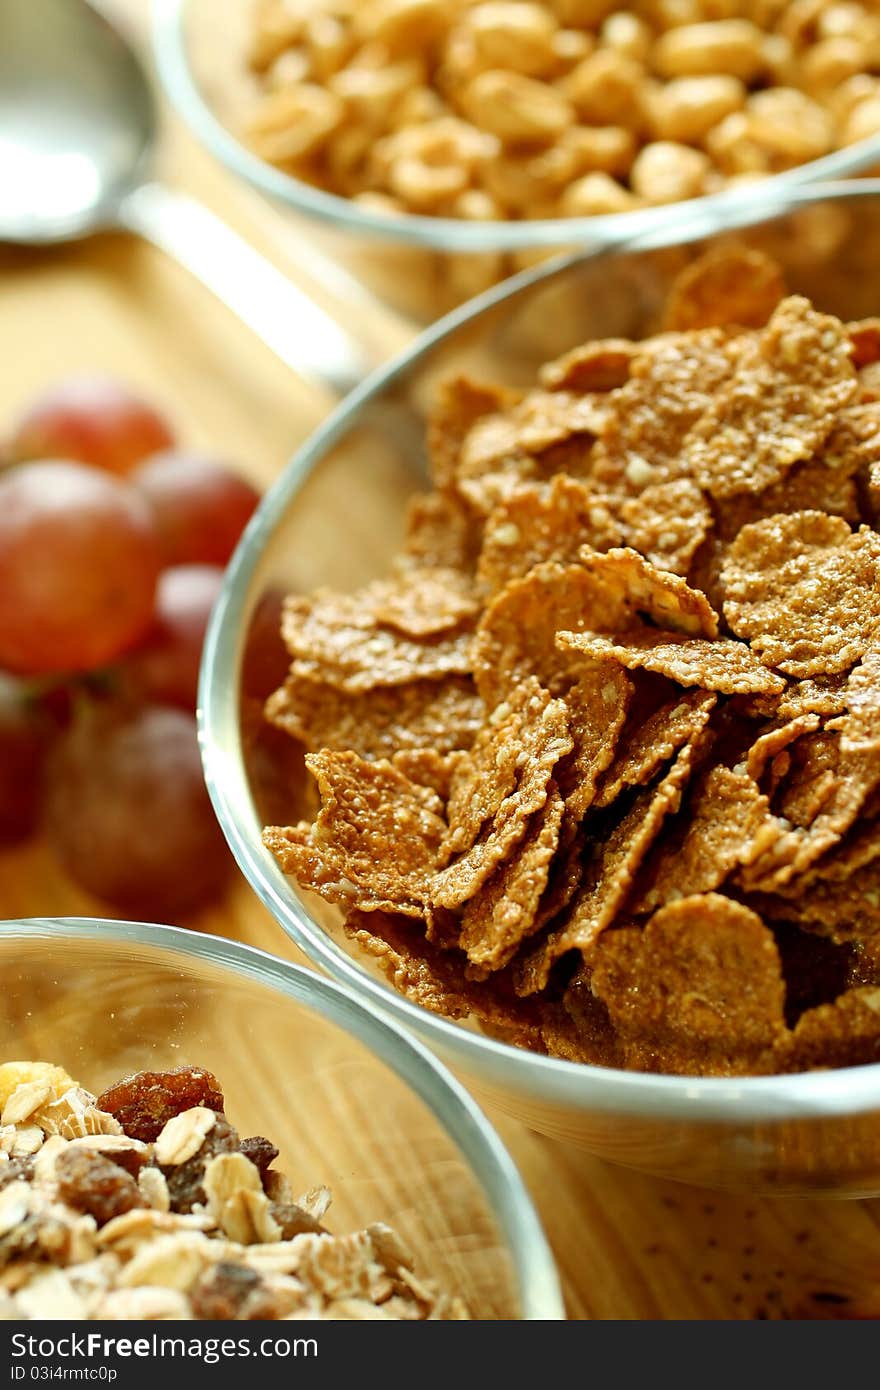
(388, 155, 468, 207)
(482, 156, 554, 211)
(356, 0, 449, 53)
(706, 111, 769, 176)
(647, 75, 745, 145)
(480, 130, 597, 207)
(265, 48, 310, 91)
(376, 115, 497, 205)
(453, 188, 503, 220)
(599, 12, 652, 63)
(801, 36, 868, 91)
(390, 85, 446, 128)
(558, 170, 639, 214)
(436, 29, 489, 90)
(830, 72, 880, 122)
(550, 27, 594, 70)
(562, 49, 646, 129)
(466, 3, 559, 76)
(842, 93, 880, 144)
(745, 88, 833, 166)
(246, 83, 344, 163)
(652, 20, 765, 82)
(303, 13, 354, 79)
(460, 69, 574, 143)
(630, 140, 710, 202)
(330, 59, 425, 129)
(565, 124, 635, 176)
(759, 32, 796, 86)
(820, 3, 880, 49)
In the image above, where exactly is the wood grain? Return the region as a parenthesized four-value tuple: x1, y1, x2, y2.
(2, 0, 880, 1321)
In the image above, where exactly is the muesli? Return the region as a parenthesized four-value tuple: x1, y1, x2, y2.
(0, 1062, 468, 1320)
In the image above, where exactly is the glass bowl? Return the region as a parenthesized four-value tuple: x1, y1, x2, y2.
(153, 0, 880, 320)
(201, 182, 880, 1198)
(0, 917, 562, 1319)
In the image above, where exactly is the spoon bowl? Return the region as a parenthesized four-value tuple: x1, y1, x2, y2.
(0, 0, 152, 243)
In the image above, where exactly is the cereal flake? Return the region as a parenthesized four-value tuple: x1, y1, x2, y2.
(591, 895, 787, 1075)
(263, 751, 447, 915)
(477, 475, 620, 595)
(681, 297, 857, 500)
(559, 628, 787, 696)
(460, 785, 565, 979)
(267, 670, 483, 760)
(516, 738, 701, 995)
(722, 511, 880, 677)
(662, 246, 787, 333)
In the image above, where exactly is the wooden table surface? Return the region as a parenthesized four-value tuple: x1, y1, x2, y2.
(2, 0, 880, 1322)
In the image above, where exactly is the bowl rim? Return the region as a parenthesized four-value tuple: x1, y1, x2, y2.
(153, 0, 880, 255)
(200, 180, 880, 1128)
(1, 915, 564, 1320)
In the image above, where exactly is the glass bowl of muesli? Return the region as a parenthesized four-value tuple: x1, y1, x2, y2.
(0, 918, 561, 1320)
(202, 182, 880, 1195)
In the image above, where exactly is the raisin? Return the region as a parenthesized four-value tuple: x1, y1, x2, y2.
(239, 1135, 278, 1187)
(96, 1066, 224, 1142)
(163, 1115, 239, 1214)
(55, 1147, 146, 1226)
(103, 1146, 150, 1180)
(190, 1262, 264, 1319)
(271, 1202, 326, 1239)
(0, 1158, 33, 1191)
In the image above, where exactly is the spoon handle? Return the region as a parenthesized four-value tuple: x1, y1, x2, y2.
(117, 181, 374, 396)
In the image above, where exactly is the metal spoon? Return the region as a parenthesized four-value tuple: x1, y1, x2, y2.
(0, 0, 372, 394)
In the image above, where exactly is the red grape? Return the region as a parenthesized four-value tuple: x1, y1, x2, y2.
(0, 462, 162, 676)
(44, 702, 231, 917)
(0, 680, 51, 844)
(126, 564, 225, 710)
(11, 377, 174, 476)
(133, 452, 259, 566)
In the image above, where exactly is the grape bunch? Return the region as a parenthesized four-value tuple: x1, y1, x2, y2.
(0, 376, 269, 919)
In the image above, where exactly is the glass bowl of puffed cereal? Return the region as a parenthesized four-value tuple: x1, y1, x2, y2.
(155, 0, 880, 318)
(0, 918, 561, 1319)
(201, 181, 880, 1195)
